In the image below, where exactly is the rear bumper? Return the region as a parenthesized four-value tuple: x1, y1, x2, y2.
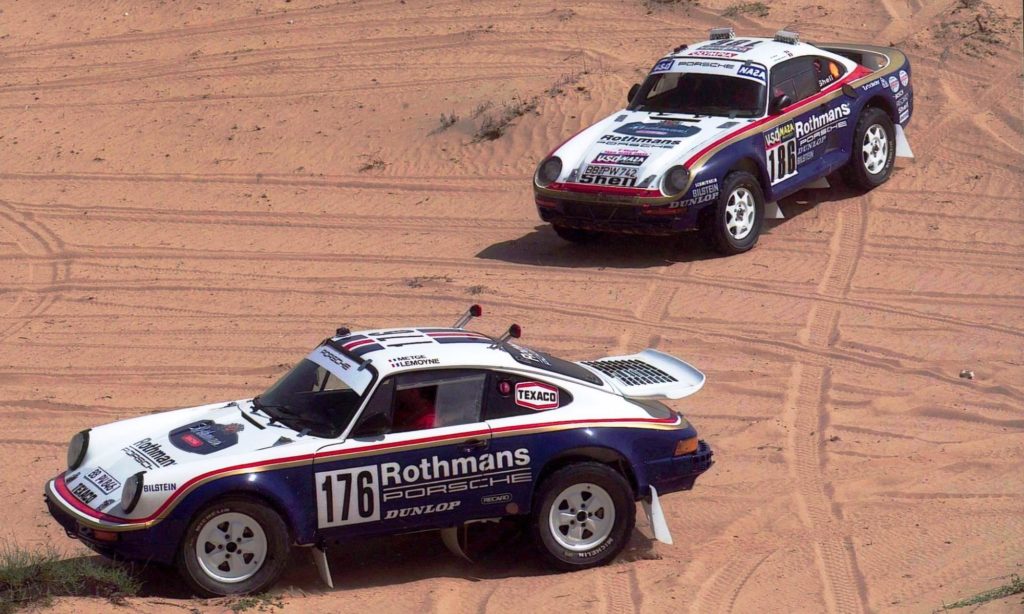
(646, 440, 714, 495)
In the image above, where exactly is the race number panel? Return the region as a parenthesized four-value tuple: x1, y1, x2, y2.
(767, 138, 798, 185)
(316, 465, 381, 528)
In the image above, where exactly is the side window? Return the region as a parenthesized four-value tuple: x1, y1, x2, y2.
(352, 370, 487, 436)
(811, 56, 846, 90)
(770, 57, 819, 105)
(484, 372, 573, 420)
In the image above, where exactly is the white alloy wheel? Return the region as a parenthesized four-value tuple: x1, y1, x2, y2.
(547, 482, 616, 552)
(724, 187, 756, 240)
(862, 124, 889, 175)
(195, 511, 269, 583)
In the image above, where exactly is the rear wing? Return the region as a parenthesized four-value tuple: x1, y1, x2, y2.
(579, 349, 705, 400)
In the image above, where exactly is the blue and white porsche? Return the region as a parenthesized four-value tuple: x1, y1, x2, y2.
(45, 306, 713, 595)
(534, 28, 915, 254)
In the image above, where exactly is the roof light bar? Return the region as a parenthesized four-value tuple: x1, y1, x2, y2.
(774, 30, 800, 44)
(709, 27, 734, 41)
(453, 304, 483, 329)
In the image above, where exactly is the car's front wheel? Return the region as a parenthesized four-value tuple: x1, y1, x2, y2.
(701, 170, 765, 255)
(842, 107, 895, 190)
(532, 462, 635, 570)
(178, 497, 291, 596)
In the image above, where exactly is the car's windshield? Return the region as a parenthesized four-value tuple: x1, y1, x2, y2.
(254, 346, 374, 438)
(628, 72, 766, 118)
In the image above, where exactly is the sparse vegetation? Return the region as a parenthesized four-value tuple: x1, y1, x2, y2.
(430, 111, 459, 135)
(404, 275, 453, 288)
(0, 541, 139, 614)
(474, 95, 539, 141)
(547, 72, 582, 97)
(937, 574, 1024, 611)
(357, 153, 387, 172)
(723, 1, 769, 17)
(229, 592, 284, 612)
(935, 0, 1020, 57)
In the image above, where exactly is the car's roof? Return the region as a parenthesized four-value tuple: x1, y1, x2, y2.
(669, 36, 832, 67)
(325, 327, 604, 385)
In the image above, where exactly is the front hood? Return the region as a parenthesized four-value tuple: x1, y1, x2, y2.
(551, 110, 751, 191)
(60, 400, 300, 518)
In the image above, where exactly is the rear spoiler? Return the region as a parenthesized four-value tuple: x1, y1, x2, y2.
(579, 349, 705, 400)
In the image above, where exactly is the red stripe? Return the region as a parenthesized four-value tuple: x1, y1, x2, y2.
(342, 339, 376, 350)
(425, 332, 488, 339)
(683, 67, 870, 167)
(52, 416, 680, 526)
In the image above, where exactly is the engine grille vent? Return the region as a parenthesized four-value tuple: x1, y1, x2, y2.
(582, 359, 678, 386)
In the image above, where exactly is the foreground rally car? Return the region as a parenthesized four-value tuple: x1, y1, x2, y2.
(45, 306, 713, 595)
(534, 28, 915, 254)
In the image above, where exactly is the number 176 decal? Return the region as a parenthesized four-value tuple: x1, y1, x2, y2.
(316, 465, 381, 527)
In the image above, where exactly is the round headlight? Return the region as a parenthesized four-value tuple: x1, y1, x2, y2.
(535, 156, 563, 187)
(661, 165, 690, 195)
(67, 429, 90, 471)
(121, 471, 145, 513)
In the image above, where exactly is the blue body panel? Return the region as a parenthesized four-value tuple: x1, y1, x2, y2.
(45, 422, 712, 564)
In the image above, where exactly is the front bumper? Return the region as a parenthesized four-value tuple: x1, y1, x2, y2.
(646, 440, 714, 495)
(43, 478, 180, 564)
(536, 198, 701, 235)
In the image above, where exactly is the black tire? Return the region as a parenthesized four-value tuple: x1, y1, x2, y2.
(552, 224, 597, 243)
(842, 107, 896, 190)
(177, 497, 291, 597)
(532, 462, 635, 571)
(700, 170, 765, 255)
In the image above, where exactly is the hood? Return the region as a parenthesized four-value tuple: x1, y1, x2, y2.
(553, 110, 751, 191)
(61, 400, 299, 517)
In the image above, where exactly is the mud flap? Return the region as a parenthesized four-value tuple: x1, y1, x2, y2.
(441, 525, 472, 562)
(765, 200, 785, 220)
(895, 125, 914, 158)
(311, 544, 334, 589)
(641, 485, 674, 545)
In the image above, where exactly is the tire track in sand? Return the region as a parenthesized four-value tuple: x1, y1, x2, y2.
(782, 200, 870, 614)
(0, 201, 70, 343)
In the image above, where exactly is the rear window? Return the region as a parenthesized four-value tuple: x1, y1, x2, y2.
(501, 343, 603, 386)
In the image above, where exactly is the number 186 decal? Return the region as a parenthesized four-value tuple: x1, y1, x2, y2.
(316, 465, 381, 528)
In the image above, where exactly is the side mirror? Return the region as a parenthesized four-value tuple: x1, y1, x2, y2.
(769, 94, 792, 115)
(627, 83, 640, 104)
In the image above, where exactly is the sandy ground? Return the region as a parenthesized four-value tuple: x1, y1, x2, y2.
(1, 1, 1022, 612)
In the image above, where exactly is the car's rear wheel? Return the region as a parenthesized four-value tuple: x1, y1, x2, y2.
(532, 462, 634, 570)
(178, 497, 290, 596)
(552, 224, 597, 243)
(842, 107, 895, 190)
(700, 171, 765, 255)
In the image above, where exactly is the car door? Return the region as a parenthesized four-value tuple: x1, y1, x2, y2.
(311, 369, 494, 541)
(765, 56, 851, 194)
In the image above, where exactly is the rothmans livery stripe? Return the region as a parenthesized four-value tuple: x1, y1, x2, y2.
(48, 415, 685, 531)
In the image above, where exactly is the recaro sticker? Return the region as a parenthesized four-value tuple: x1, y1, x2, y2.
(514, 381, 559, 410)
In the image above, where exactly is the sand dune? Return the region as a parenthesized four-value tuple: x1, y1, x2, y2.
(1, 0, 1021, 612)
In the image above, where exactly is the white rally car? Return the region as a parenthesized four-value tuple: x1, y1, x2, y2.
(45, 307, 714, 595)
(534, 28, 914, 254)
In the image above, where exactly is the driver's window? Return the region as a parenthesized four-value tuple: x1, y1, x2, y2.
(770, 57, 818, 106)
(350, 370, 486, 437)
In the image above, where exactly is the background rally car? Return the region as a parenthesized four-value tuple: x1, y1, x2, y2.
(45, 306, 713, 596)
(534, 28, 915, 254)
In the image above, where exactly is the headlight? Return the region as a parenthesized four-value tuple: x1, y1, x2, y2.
(661, 165, 690, 195)
(67, 429, 90, 471)
(121, 471, 145, 513)
(535, 156, 562, 187)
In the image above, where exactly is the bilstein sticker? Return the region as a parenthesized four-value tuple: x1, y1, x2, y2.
(514, 381, 559, 410)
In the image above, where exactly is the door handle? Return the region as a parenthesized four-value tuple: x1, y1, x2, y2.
(461, 438, 488, 453)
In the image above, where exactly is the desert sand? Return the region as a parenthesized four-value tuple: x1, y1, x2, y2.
(1, 1, 1022, 612)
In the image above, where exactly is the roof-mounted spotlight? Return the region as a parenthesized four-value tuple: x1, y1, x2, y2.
(709, 27, 735, 41)
(774, 30, 800, 44)
(494, 324, 522, 345)
(453, 304, 483, 329)
(335, 326, 351, 337)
